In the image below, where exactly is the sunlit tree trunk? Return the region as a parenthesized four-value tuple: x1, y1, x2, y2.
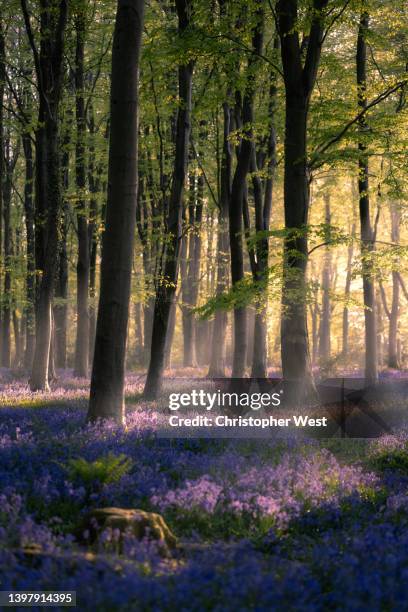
(318, 194, 331, 363)
(388, 202, 400, 368)
(208, 103, 230, 377)
(342, 212, 355, 357)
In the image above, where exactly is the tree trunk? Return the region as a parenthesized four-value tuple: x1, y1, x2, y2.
(87, 102, 102, 366)
(181, 173, 197, 367)
(280, 95, 314, 395)
(277, 0, 328, 400)
(144, 0, 193, 399)
(22, 133, 36, 369)
(164, 296, 177, 370)
(88, 0, 145, 422)
(342, 214, 355, 357)
(134, 301, 143, 365)
(318, 194, 331, 363)
(54, 207, 68, 369)
(249, 62, 277, 378)
(356, 10, 378, 384)
(0, 21, 4, 362)
(74, 10, 90, 377)
(229, 4, 264, 378)
(54, 102, 72, 370)
(388, 202, 400, 368)
(22, 0, 69, 391)
(1, 153, 12, 367)
(12, 309, 23, 368)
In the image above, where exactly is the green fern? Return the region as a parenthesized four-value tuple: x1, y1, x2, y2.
(63, 453, 133, 488)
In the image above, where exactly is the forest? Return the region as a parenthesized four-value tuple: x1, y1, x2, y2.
(0, 0, 408, 609)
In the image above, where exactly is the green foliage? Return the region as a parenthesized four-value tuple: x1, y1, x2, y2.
(164, 507, 276, 542)
(62, 453, 133, 488)
(368, 444, 408, 474)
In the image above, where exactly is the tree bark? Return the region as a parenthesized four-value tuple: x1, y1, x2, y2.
(88, 0, 145, 422)
(0, 20, 4, 362)
(318, 194, 331, 363)
(54, 103, 72, 370)
(22, 0, 69, 391)
(388, 202, 400, 368)
(74, 8, 90, 377)
(342, 211, 355, 357)
(229, 2, 264, 378)
(208, 103, 231, 376)
(144, 0, 193, 398)
(277, 0, 328, 400)
(1, 142, 12, 367)
(356, 10, 378, 384)
(22, 132, 36, 369)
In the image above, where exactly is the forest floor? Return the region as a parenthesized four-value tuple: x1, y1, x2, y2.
(1, 369, 408, 610)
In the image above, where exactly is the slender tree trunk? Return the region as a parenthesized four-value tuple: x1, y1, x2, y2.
(388, 202, 400, 368)
(134, 301, 143, 365)
(181, 172, 197, 367)
(74, 10, 90, 377)
(342, 214, 355, 357)
(87, 108, 100, 366)
(229, 4, 264, 377)
(208, 0, 231, 377)
(250, 64, 277, 378)
(1, 155, 12, 367)
(54, 206, 68, 369)
(12, 309, 23, 367)
(377, 291, 384, 367)
(144, 0, 193, 398)
(54, 103, 72, 370)
(356, 10, 378, 384)
(22, 133, 36, 369)
(318, 194, 331, 363)
(88, 0, 144, 422)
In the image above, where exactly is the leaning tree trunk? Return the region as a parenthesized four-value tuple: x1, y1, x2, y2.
(356, 10, 378, 384)
(278, 0, 328, 401)
(144, 0, 194, 399)
(88, 0, 145, 422)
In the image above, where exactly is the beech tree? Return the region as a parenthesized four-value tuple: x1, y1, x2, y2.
(21, 0, 69, 391)
(88, 0, 144, 422)
(356, 8, 378, 384)
(277, 0, 329, 399)
(144, 0, 194, 399)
